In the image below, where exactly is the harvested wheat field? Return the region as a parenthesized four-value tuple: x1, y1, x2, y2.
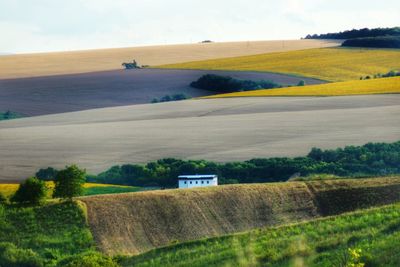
(0, 69, 323, 116)
(160, 47, 400, 81)
(80, 177, 400, 255)
(203, 76, 400, 98)
(0, 94, 399, 182)
(0, 40, 341, 79)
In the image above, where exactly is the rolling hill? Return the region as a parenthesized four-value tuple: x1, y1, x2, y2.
(0, 94, 399, 182)
(159, 47, 400, 81)
(0, 69, 323, 116)
(80, 177, 400, 255)
(202, 76, 400, 98)
(121, 202, 400, 267)
(0, 40, 341, 79)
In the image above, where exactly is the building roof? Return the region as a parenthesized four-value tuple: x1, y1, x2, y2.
(178, 174, 217, 180)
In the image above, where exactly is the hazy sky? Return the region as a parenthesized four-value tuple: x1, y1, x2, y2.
(1, 0, 399, 53)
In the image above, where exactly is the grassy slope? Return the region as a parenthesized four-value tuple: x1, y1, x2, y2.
(121, 203, 400, 267)
(159, 47, 400, 82)
(81, 177, 400, 256)
(0, 201, 96, 266)
(202, 76, 400, 98)
(0, 182, 140, 198)
(0, 40, 340, 79)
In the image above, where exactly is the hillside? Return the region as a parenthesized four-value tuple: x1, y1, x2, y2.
(121, 202, 400, 267)
(159, 47, 400, 81)
(0, 95, 399, 182)
(0, 69, 323, 116)
(0, 201, 98, 266)
(202, 76, 400, 98)
(81, 177, 400, 255)
(0, 40, 341, 79)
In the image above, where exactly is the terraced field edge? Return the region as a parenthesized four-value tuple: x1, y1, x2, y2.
(81, 177, 400, 256)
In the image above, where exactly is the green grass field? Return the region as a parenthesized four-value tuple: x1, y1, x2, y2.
(120, 203, 400, 267)
(0, 182, 141, 198)
(159, 47, 400, 82)
(0, 201, 97, 266)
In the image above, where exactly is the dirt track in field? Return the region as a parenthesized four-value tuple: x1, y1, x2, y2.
(0, 39, 341, 79)
(0, 69, 324, 116)
(0, 94, 399, 182)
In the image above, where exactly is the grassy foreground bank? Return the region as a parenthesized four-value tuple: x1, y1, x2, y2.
(120, 203, 400, 267)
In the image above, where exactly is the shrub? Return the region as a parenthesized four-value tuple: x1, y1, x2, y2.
(11, 177, 47, 205)
(57, 251, 118, 267)
(122, 59, 140, 69)
(151, 93, 190, 103)
(297, 80, 306, 86)
(190, 74, 281, 93)
(0, 242, 43, 267)
(35, 167, 59, 181)
(53, 165, 86, 200)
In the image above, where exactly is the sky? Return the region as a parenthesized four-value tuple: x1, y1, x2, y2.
(0, 0, 399, 54)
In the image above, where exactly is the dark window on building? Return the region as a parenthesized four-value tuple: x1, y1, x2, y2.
(201, 181, 204, 184)
(190, 181, 192, 184)
(196, 181, 198, 184)
(207, 181, 210, 184)
(184, 181, 187, 184)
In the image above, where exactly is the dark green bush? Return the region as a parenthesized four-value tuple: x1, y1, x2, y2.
(53, 165, 86, 200)
(0, 242, 43, 267)
(36, 167, 59, 181)
(190, 74, 281, 93)
(11, 177, 47, 205)
(57, 251, 118, 267)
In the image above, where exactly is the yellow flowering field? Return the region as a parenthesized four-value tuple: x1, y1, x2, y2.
(202, 76, 400, 98)
(159, 48, 400, 82)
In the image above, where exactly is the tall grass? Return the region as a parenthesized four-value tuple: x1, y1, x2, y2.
(120, 203, 400, 267)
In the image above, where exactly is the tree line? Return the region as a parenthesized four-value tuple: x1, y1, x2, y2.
(190, 74, 283, 93)
(35, 141, 400, 188)
(304, 27, 400, 39)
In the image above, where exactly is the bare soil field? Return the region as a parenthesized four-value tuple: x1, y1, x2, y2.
(81, 177, 400, 255)
(0, 40, 342, 79)
(0, 69, 323, 116)
(0, 95, 399, 182)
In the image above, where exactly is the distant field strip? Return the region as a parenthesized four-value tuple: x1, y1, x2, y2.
(203, 76, 400, 98)
(0, 182, 139, 197)
(0, 40, 341, 79)
(159, 48, 400, 81)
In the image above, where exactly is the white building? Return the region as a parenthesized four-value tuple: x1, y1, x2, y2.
(178, 174, 218, 189)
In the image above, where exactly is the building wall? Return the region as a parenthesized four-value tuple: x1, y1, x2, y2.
(179, 178, 217, 188)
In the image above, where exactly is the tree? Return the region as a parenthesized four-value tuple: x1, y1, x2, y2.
(11, 177, 47, 205)
(35, 167, 58, 181)
(53, 165, 86, 200)
(297, 80, 306, 86)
